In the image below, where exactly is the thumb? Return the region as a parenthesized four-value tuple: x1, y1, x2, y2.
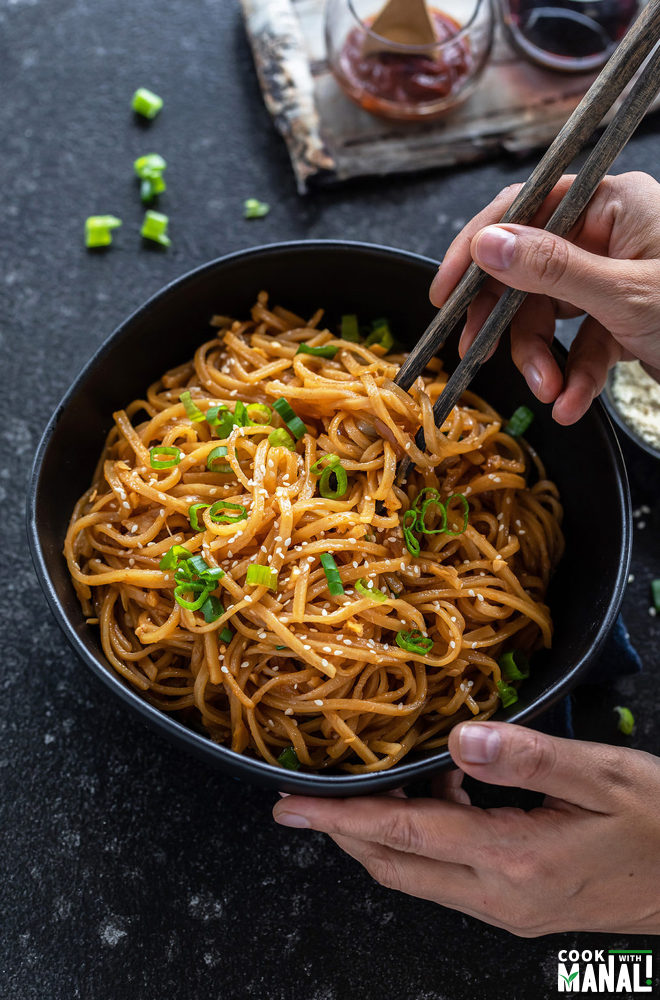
(448, 721, 624, 811)
(470, 224, 630, 328)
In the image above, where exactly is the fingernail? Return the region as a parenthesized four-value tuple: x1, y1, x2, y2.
(474, 227, 516, 270)
(523, 362, 543, 396)
(274, 811, 311, 829)
(278, 791, 290, 797)
(459, 724, 501, 764)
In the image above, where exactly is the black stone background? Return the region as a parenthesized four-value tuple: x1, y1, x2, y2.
(1, 2, 659, 998)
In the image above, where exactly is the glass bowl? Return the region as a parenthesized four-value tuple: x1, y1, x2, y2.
(325, 0, 494, 121)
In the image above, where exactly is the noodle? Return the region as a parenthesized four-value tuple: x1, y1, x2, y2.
(64, 294, 564, 773)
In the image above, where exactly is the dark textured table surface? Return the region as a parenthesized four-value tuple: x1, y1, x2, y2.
(2, 2, 659, 998)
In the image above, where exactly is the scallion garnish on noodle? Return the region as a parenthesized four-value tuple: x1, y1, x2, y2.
(295, 344, 338, 359)
(208, 500, 248, 524)
(278, 747, 301, 770)
(395, 630, 433, 654)
(496, 680, 518, 707)
(340, 314, 360, 342)
(180, 390, 205, 422)
(149, 445, 181, 469)
(272, 397, 307, 440)
(318, 464, 348, 500)
(505, 405, 534, 437)
(188, 503, 210, 531)
(365, 318, 394, 352)
(246, 564, 278, 591)
(319, 553, 345, 596)
(207, 446, 232, 473)
(201, 595, 225, 624)
(268, 428, 296, 450)
(498, 650, 530, 681)
(355, 578, 387, 602)
(310, 453, 341, 475)
(219, 626, 234, 644)
(159, 545, 192, 571)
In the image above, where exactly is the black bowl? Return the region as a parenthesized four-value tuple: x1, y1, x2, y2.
(27, 241, 632, 795)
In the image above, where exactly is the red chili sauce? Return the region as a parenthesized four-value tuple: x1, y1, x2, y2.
(339, 9, 472, 114)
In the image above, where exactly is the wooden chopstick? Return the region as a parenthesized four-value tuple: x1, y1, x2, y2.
(393, 7, 660, 488)
(394, 0, 660, 395)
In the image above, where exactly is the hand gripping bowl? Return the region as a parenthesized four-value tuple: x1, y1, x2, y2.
(28, 242, 632, 796)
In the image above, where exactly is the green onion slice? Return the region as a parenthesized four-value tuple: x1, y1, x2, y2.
(159, 544, 192, 570)
(395, 629, 433, 655)
(498, 650, 530, 681)
(233, 401, 249, 426)
(134, 153, 167, 178)
(613, 705, 635, 735)
(412, 487, 441, 511)
(131, 87, 163, 119)
(218, 626, 234, 644)
(504, 405, 534, 438)
(319, 553, 345, 596)
(246, 564, 279, 591)
(340, 314, 360, 342)
(200, 595, 225, 623)
(206, 406, 236, 438)
(188, 503, 210, 531)
(355, 578, 387, 602)
(206, 446, 232, 473)
(272, 397, 307, 440)
(418, 497, 447, 535)
(402, 508, 420, 558)
(179, 390, 205, 422)
(496, 680, 518, 708)
(310, 453, 341, 475)
(141, 210, 171, 247)
(319, 463, 348, 500)
(268, 428, 296, 451)
(295, 344, 338, 359)
(244, 198, 270, 219)
(208, 500, 248, 524)
(174, 585, 211, 611)
(246, 403, 272, 425)
(444, 494, 470, 536)
(651, 579, 660, 612)
(365, 319, 394, 352)
(278, 747, 301, 770)
(149, 445, 181, 469)
(84, 215, 122, 248)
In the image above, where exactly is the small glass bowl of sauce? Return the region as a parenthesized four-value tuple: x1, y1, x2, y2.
(325, 0, 494, 121)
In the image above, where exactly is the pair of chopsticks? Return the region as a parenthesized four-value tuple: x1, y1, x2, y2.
(394, 0, 660, 486)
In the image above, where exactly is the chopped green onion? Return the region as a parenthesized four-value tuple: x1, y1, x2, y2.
(174, 585, 211, 611)
(206, 446, 232, 473)
(131, 87, 163, 119)
(149, 445, 181, 469)
(319, 553, 345, 596)
(140, 175, 166, 203)
(418, 497, 447, 535)
(496, 680, 518, 708)
(340, 314, 360, 342)
(395, 629, 433, 654)
(179, 390, 205, 422)
(188, 503, 210, 531)
(187, 555, 214, 577)
(278, 747, 301, 770)
(310, 453, 341, 475)
(219, 626, 234, 644)
(244, 198, 270, 219)
(319, 464, 348, 500)
(159, 544, 192, 570)
(134, 153, 167, 177)
(651, 579, 660, 612)
(268, 428, 296, 451)
(233, 400, 249, 427)
(272, 397, 307, 440)
(207, 406, 238, 438)
(141, 210, 171, 247)
(295, 344, 339, 359)
(246, 564, 279, 591)
(402, 508, 420, 557)
(355, 578, 387, 602)
(275, 645, 287, 651)
(365, 319, 394, 352)
(200, 595, 225, 623)
(412, 487, 441, 511)
(84, 215, 122, 248)
(444, 494, 470, 536)
(613, 705, 635, 735)
(498, 650, 530, 681)
(504, 405, 534, 438)
(208, 500, 248, 524)
(246, 403, 272, 425)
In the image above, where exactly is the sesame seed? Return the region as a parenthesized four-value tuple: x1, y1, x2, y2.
(321, 659, 329, 667)
(314, 699, 324, 706)
(284, 708, 293, 716)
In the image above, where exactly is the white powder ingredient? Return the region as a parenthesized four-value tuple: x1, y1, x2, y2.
(611, 361, 660, 450)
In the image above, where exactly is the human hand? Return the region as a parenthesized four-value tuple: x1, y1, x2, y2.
(272, 721, 660, 936)
(429, 171, 660, 424)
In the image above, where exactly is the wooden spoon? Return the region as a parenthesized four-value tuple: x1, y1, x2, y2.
(362, 0, 437, 56)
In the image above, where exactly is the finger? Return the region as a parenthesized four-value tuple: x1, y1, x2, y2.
(448, 721, 628, 812)
(272, 793, 493, 866)
(509, 295, 564, 404)
(431, 768, 471, 805)
(329, 831, 480, 909)
(552, 315, 624, 425)
(458, 287, 501, 358)
(470, 224, 637, 331)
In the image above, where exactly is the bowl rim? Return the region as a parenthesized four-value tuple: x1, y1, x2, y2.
(601, 367, 660, 462)
(27, 239, 633, 793)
